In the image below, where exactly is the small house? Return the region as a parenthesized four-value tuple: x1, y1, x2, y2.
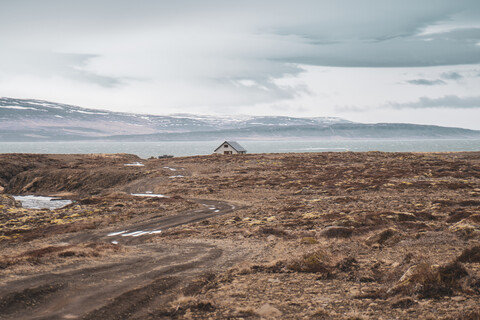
(214, 141, 247, 155)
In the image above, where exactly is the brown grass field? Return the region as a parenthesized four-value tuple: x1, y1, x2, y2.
(1, 151, 480, 319)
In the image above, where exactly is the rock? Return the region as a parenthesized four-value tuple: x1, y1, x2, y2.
(256, 303, 282, 319)
(320, 226, 353, 238)
(267, 235, 276, 242)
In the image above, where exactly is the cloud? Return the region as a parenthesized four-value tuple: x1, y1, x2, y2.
(334, 105, 369, 113)
(407, 79, 446, 85)
(0, 51, 123, 88)
(0, 0, 479, 112)
(390, 95, 480, 109)
(441, 71, 463, 80)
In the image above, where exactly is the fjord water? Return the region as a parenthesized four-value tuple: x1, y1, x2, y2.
(0, 140, 479, 158)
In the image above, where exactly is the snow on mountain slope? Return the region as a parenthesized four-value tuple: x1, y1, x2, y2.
(0, 97, 349, 135)
(1, 97, 479, 141)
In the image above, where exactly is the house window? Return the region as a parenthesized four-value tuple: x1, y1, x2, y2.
(224, 144, 228, 148)
(224, 151, 232, 155)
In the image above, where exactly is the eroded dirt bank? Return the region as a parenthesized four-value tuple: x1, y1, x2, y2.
(1, 152, 480, 319)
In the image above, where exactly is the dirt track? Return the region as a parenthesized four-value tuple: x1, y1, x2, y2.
(0, 196, 241, 320)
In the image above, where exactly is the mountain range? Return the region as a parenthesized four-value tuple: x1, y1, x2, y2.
(1, 97, 480, 141)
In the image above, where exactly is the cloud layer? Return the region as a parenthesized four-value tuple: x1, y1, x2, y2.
(0, 0, 479, 128)
(391, 95, 480, 109)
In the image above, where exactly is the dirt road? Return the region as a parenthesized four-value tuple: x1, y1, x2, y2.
(0, 199, 241, 320)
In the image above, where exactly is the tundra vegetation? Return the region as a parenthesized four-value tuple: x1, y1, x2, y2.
(0, 151, 479, 319)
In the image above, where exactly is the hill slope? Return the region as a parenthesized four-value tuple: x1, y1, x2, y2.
(1, 97, 479, 141)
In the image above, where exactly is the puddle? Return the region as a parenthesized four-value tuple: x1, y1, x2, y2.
(131, 193, 167, 198)
(13, 195, 72, 210)
(124, 162, 144, 166)
(107, 231, 127, 236)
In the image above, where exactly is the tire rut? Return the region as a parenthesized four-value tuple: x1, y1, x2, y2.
(0, 197, 240, 320)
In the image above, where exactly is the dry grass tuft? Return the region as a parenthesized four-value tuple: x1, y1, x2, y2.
(300, 236, 318, 244)
(320, 226, 353, 238)
(365, 228, 399, 246)
(259, 227, 289, 237)
(343, 309, 367, 320)
(163, 295, 216, 318)
(456, 246, 480, 263)
(233, 307, 259, 318)
(287, 249, 332, 273)
(336, 257, 359, 272)
(390, 261, 470, 299)
(312, 307, 331, 319)
(457, 310, 480, 320)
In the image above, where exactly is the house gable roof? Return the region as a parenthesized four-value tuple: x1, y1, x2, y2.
(214, 141, 247, 152)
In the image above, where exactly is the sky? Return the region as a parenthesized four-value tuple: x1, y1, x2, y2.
(1, 0, 480, 129)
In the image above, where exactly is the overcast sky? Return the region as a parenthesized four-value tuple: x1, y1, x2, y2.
(1, 0, 480, 129)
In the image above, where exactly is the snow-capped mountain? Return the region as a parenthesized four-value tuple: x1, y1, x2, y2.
(1, 97, 479, 141)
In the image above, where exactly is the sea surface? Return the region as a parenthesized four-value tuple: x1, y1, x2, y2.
(0, 139, 479, 158)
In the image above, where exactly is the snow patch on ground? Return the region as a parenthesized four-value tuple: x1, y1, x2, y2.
(108, 229, 162, 237)
(122, 231, 145, 237)
(13, 195, 72, 210)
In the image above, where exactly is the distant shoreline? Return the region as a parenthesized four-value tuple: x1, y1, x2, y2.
(0, 139, 479, 158)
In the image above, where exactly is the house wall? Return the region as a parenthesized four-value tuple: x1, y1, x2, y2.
(214, 143, 239, 155)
